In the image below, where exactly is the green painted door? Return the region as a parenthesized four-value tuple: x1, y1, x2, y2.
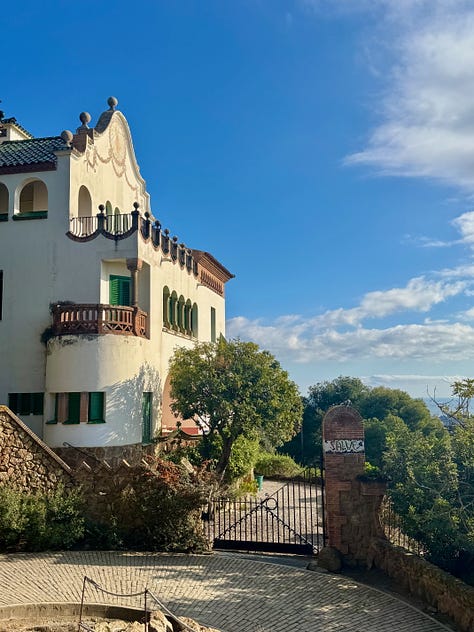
(142, 392, 152, 444)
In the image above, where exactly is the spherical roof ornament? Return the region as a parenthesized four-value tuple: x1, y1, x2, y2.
(79, 112, 91, 129)
(60, 130, 74, 146)
(108, 96, 118, 111)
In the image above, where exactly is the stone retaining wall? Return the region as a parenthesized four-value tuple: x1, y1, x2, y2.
(368, 537, 474, 632)
(0, 406, 73, 491)
(54, 443, 157, 470)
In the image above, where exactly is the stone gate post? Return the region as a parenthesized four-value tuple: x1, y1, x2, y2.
(320, 405, 386, 568)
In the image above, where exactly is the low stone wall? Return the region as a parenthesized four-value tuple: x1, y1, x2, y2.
(54, 443, 157, 470)
(368, 537, 474, 632)
(0, 406, 73, 491)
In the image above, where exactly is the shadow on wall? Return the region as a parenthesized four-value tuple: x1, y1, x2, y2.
(105, 362, 162, 444)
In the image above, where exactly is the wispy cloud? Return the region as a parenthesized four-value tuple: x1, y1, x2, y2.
(362, 374, 461, 398)
(227, 264, 472, 365)
(405, 210, 474, 250)
(227, 316, 474, 364)
(339, 2, 474, 191)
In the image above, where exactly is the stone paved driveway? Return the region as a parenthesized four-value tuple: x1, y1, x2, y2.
(0, 551, 454, 632)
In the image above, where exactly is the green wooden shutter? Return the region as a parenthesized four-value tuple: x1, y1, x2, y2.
(68, 393, 81, 423)
(109, 275, 131, 306)
(18, 393, 31, 415)
(32, 393, 44, 415)
(142, 392, 152, 443)
(211, 307, 216, 342)
(121, 278, 130, 306)
(109, 276, 119, 305)
(8, 393, 18, 413)
(88, 392, 104, 422)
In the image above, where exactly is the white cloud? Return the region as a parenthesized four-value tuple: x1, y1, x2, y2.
(362, 374, 461, 398)
(227, 269, 471, 366)
(305, 275, 466, 330)
(341, 2, 474, 191)
(452, 211, 474, 245)
(457, 306, 474, 321)
(227, 316, 474, 364)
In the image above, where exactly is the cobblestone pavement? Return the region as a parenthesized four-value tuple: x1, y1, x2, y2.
(0, 551, 454, 632)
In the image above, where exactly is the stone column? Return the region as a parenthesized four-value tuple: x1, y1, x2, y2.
(126, 258, 143, 308)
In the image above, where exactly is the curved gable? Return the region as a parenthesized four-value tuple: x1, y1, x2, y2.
(72, 103, 150, 212)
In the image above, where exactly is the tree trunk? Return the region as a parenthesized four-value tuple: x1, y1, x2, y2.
(215, 437, 233, 481)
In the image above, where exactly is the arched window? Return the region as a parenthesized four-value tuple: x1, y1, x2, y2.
(178, 295, 185, 332)
(77, 186, 92, 235)
(18, 180, 48, 215)
(191, 303, 198, 337)
(105, 201, 113, 231)
(170, 291, 178, 330)
(184, 299, 192, 334)
(115, 206, 129, 233)
(0, 183, 8, 218)
(163, 286, 170, 327)
(78, 186, 92, 217)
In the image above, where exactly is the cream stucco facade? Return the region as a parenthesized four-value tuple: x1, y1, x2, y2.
(0, 98, 233, 451)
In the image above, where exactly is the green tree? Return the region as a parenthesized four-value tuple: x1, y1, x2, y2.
(168, 338, 303, 479)
(359, 386, 432, 431)
(436, 377, 474, 423)
(383, 422, 463, 568)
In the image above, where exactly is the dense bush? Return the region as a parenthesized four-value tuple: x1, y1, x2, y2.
(0, 485, 84, 551)
(254, 453, 303, 478)
(81, 457, 212, 553)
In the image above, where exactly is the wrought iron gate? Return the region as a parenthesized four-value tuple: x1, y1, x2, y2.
(203, 467, 326, 555)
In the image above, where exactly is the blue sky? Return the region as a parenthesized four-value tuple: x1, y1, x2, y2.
(4, 0, 474, 398)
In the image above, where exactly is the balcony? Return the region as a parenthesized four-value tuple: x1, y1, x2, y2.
(51, 304, 148, 339)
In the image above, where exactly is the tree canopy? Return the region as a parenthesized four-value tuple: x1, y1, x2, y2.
(281, 375, 474, 580)
(168, 338, 303, 478)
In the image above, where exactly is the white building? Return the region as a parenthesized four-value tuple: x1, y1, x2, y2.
(0, 97, 233, 460)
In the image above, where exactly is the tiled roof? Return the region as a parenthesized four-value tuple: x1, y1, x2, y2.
(0, 136, 66, 170)
(0, 117, 33, 138)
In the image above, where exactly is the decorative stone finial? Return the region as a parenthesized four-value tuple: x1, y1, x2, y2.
(79, 112, 91, 128)
(60, 130, 73, 146)
(108, 96, 118, 111)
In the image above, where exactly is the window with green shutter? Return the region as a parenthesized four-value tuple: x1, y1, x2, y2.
(211, 307, 216, 342)
(142, 392, 152, 444)
(88, 392, 105, 423)
(8, 392, 44, 415)
(53, 392, 105, 424)
(109, 275, 131, 306)
(66, 392, 81, 424)
(31, 393, 44, 415)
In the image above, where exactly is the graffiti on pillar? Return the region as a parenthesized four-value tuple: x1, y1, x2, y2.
(323, 439, 364, 453)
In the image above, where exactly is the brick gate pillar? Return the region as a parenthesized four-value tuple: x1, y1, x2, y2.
(320, 405, 386, 568)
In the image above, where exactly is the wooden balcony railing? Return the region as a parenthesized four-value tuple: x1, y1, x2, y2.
(51, 304, 148, 338)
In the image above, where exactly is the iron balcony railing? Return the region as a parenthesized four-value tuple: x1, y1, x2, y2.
(69, 213, 131, 237)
